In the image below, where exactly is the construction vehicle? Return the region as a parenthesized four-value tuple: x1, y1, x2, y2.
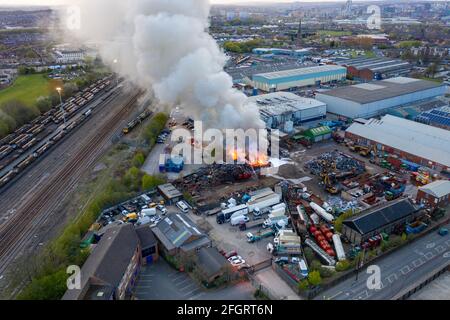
(122, 212, 138, 223)
(385, 184, 405, 201)
(246, 229, 275, 243)
(411, 168, 432, 186)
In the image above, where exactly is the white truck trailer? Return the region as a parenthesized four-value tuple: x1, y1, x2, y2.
(248, 193, 281, 213)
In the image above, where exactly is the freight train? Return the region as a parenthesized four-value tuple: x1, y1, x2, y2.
(0, 76, 114, 190)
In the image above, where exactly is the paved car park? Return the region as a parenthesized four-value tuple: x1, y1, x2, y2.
(134, 259, 254, 300)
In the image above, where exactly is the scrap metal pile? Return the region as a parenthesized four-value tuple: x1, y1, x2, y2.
(177, 164, 255, 191)
(306, 151, 366, 179)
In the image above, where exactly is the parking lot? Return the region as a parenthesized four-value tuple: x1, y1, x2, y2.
(134, 259, 254, 300)
(188, 210, 273, 267)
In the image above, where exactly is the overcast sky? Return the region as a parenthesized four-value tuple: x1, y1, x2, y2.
(0, 0, 360, 6)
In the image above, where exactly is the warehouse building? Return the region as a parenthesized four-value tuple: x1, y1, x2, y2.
(62, 224, 142, 300)
(151, 213, 211, 258)
(338, 57, 412, 81)
(416, 180, 450, 209)
(157, 183, 183, 205)
(247, 92, 327, 132)
(252, 65, 347, 92)
(345, 115, 450, 172)
(316, 77, 447, 119)
(342, 199, 422, 244)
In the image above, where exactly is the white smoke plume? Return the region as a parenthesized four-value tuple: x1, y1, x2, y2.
(63, 0, 264, 131)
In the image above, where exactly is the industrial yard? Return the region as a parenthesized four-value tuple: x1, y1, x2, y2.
(0, 0, 449, 305)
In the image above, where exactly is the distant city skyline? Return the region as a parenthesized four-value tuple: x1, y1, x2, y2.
(0, 0, 405, 7)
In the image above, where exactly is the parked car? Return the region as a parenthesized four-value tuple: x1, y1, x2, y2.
(224, 250, 237, 259)
(228, 256, 246, 266)
(156, 204, 167, 215)
(274, 257, 289, 265)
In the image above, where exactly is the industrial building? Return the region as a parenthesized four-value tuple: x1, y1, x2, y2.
(415, 106, 450, 130)
(316, 77, 447, 119)
(252, 65, 347, 92)
(416, 180, 450, 209)
(345, 115, 450, 171)
(342, 199, 422, 244)
(247, 92, 327, 132)
(252, 47, 312, 57)
(62, 224, 145, 300)
(157, 183, 183, 205)
(337, 57, 412, 81)
(151, 213, 211, 258)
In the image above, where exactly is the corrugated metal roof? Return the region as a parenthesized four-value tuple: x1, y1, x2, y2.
(247, 92, 326, 117)
(306, 126, 332, 137)
(318, 77, 445, 104)
(343, 199, 418, 235)
(346, 115, 450, 167)
(254, 65, 346, 80)
(419, 180, 450, 198)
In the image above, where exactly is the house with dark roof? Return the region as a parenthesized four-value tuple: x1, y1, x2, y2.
(151, 213, 211, 257)
(195, 247, 230, 285)
(62, 224, 141, 300)
(342, 199, 422, 244)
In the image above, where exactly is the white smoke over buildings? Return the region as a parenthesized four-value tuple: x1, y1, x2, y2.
(64, 0, 264, 131)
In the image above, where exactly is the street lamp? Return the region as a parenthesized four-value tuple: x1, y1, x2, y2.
(113, 59, 119, 86)
(56, 87, 66, 126)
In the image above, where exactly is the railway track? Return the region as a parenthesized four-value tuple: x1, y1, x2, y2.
(0, 89, 122, 209)
(0, 91, 141, 276)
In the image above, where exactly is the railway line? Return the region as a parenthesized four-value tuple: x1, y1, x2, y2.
(0, 90, 142, 279)
(0, 88, 122, 210)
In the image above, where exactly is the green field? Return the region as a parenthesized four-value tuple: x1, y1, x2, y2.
(317, 30, 352, 37)
(0, 74, 53, 106)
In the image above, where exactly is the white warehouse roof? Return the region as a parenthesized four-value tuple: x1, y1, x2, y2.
(419, 180, 450, 198)
(318, 77, 445, 104)
(254, 65, 346, 80)
(346, 115, 450, 167)
(247, 92, 326, 117)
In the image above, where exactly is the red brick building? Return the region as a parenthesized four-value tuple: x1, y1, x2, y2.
(416, 180, 450, 208)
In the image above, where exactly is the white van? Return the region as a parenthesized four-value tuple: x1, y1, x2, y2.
(176, 201, 189, 213)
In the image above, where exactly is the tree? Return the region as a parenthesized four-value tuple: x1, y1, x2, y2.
(17, 269, 68, 300)
(131, 152, 145, 167)
(298, 279, 309, 291)
(62, 83, 79, 99)
(308, 270, 322, 287)
(1, 100, 39, 128)
(142, 174, 165, 191)
(36, 96, 52, 113)
(335, 260, 351, 272)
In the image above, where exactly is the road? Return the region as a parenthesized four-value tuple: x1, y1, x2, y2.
(316, 222, 450, 300)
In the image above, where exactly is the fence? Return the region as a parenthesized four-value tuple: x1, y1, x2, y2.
(394, 263, 450, 300)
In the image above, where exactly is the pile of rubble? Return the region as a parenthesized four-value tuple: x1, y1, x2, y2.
(306, 151, 365, 177)
(327, 196, 361, 215)
(176, 164, 255, 191)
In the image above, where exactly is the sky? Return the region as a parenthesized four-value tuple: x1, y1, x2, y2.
(0, 0, 358, 6)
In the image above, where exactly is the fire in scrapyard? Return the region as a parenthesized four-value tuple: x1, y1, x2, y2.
(64, 0, 266, 136)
